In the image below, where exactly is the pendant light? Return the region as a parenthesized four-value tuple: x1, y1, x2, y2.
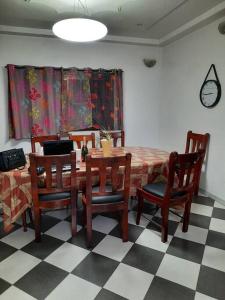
(52, 0, 108, 42)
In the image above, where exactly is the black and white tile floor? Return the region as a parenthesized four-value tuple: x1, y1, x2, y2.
(0, 195, 225, 300)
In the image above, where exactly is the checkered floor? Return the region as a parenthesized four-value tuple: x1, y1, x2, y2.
(0, 195, 225, 300)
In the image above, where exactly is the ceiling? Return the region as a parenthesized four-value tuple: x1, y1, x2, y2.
(0, 0, 225, 45)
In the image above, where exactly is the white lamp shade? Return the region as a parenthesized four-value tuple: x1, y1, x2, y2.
(52, 18, 108, 42)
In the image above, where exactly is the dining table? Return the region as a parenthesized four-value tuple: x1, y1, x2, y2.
(0, 147, 169, 232)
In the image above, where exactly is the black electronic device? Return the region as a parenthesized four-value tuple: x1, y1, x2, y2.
(43, 140, 74, 156)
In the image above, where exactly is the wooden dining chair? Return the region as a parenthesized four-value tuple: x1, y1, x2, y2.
(185, 130, 210, 195)
(136, 150, 204, 243)
(31, 134, 60, 153)
(82, 153, 131, 247)
(100, 130, 125, 147)
(69, 133, 95, 149)
(29, 151, 77, 242)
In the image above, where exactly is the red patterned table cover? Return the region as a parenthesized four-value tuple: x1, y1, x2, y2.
(0, 147, 169, 232)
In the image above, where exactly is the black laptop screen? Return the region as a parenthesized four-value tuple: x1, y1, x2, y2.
(43, 140, 74, 155)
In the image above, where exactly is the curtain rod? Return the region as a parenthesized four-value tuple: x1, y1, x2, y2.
(4, 65, 123, 72)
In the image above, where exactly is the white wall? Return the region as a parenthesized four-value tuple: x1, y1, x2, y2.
(160, 17, 225, 202)
(0, 34, 162, 153)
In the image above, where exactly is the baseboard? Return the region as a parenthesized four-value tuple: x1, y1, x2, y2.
(199, 188, 225, 207)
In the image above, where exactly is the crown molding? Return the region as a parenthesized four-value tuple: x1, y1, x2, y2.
(103, 35, 159, 46)
(0, 25, 53, 38)
(0, 25, 159, 46)
(159, 1, 225, 46)
(0, 1, 225, 47)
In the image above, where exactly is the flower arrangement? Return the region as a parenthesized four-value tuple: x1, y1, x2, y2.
(93, 122, 113, 154)
(98, 128, 113, 156)
(100, 129, 112, 141)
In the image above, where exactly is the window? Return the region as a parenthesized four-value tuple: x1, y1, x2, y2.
(7, 65, 123, 139)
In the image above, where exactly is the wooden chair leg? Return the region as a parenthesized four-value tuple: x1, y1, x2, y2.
(82, 205, 87, 226)
(22, 211, 27, 232)
(182, 200, 192, 232)
(122, 206, 128, 242)
(194, 176, 200, 196)
(161, 207, 169, 243)
(34, 207, 41, 242)
(136, 190, 144, 225)
(71, 198, 77, 237)
(28, 208, 33, 226)
(86, 208, 92, 248)
(194, 166, 202, 196)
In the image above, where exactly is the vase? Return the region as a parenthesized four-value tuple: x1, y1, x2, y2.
(101, 139, 113, 157)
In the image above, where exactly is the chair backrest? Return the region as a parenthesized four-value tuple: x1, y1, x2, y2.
(85, 153, 131, 204)
(100, 130, 125, 147)
(31, 134, 60, 153)
(185, 131, 209, 156)
(29, 152, 77, 205)
(69, 133, 95, 149)
(165, 150, 205, 200)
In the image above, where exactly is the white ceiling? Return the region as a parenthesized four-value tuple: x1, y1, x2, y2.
(0, 0, 225, 45)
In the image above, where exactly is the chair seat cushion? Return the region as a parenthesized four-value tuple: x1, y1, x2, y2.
(91, 185, 123, 204)
(143, 182, 186, 199)
(39, 192, 71, 202)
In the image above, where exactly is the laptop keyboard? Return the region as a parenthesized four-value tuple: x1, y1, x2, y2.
(51, 165, 71, 173)
(51, 163, 80, 173)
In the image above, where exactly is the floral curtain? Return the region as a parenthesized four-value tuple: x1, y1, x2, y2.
(8, 65, 62, 139)
(88, 69, 123, 130)
(7, 65, 123, 139)
(61, 68, 92, 132)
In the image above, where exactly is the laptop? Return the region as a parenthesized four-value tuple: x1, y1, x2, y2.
(43, 140, 74, 155)
(43, 140, 75, 172)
